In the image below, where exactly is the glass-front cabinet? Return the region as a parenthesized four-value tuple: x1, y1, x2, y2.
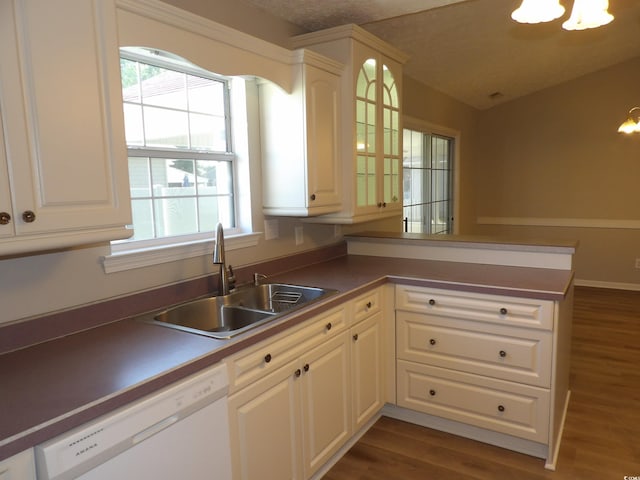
(292, 25, 407, 224)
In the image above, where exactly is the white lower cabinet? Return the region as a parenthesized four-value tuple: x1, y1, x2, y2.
(227, 307, 351, 480)
(394, 284, 573, 469)
(227, 287, 386, 480)
(349, 289, 384, 432)
(0, 449, 36, 480)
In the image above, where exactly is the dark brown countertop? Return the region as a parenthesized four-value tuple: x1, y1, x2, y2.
(0, 253, 573, 461)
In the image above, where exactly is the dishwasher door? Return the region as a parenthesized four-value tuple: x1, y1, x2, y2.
(36, 363, 231, 480)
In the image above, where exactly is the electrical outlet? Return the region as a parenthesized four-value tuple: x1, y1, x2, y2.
(636, 258, 640, 269)
(264, 219, 279, 240)
(295, 226, 304, 245)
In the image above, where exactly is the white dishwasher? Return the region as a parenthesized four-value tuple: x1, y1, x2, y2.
(35, 363, 231, 480)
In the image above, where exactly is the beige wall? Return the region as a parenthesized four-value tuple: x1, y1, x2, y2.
(471, 57, 640, 288)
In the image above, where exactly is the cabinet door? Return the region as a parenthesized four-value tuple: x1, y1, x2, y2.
(228, 365, 303, 480)
(0, 0, 130, 251)
(353, 44, 403, 219)
(304, 64, 341, 212)
(300, 332, 351, 478)
(351, 312, 384, 431)
(261, 60, 341, 217)
(0, 448, 36, 480)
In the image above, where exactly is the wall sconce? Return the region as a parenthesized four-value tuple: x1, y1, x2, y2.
(511, 0, 614, 30)
(617, 107, 640, 134)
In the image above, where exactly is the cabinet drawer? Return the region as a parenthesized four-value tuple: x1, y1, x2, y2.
(396, 285, 554, 331)
(397, 312, 552, 387)
(352, 287, 382, 324)
(397, 360, 550, 443)
(227, 306, 346, 394)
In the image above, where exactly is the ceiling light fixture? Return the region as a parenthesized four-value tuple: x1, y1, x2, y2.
(562, 0, 614, 30)
(511, 0, 614, 30)
(511, 0, 565, 23)
(617, 107, 640, 134)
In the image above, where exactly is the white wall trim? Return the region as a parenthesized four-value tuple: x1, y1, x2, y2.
(574, 278, 640, 291)
(478, 217, 640, 230)
(102, 232, 261, 273)
(347, 238, 574, 270)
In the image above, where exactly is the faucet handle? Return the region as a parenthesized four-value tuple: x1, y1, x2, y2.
(253, 273, 267, 286)
(228, 265, 236, 291)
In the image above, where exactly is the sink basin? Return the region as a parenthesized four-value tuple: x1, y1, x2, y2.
(224, 283, 332, 313)
(151, 283, 336, 339)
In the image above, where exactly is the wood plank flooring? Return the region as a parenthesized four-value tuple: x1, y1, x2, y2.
(323, 286, 640, 480)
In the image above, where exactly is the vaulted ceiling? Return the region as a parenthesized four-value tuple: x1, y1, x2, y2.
(244, 0, 640, 109)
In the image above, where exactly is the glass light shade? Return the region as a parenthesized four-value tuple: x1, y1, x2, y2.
(617, 107, 640, 134)
(562, 0, 614, 30)
(511, 0, 565, 23)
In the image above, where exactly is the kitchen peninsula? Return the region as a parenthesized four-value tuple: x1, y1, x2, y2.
(0, 234, 575, 477)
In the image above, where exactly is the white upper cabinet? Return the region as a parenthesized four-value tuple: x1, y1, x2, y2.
(0, 0, 131, 256)
(260, 50, 343, 217)
(292, 25, 408, 224)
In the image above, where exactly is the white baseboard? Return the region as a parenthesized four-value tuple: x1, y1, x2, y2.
(381, 404, 549, 461)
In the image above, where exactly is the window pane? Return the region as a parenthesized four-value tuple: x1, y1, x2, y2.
(128, 157, 151, 197)
(187, 77, 225, 116)
(154, 197, 197, 237)
(120, 58, 140, 102)
(130, 198, 154, 240)
(190, 113, 226, 151)
(141, 65, 187, 110)
(123, 103, 144, 146)
(199, 195, 234, 231)
(151, 158, 196, 195)
(144, 106, 189, 149)
(198, 160, 233, 194)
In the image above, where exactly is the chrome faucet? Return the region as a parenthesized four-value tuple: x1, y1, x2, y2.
(213, 223, 234, 295)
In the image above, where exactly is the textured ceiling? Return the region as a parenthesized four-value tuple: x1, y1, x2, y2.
(243, 0, 640, 110)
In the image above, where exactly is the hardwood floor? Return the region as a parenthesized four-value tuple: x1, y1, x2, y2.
(323, 286, 640, 480)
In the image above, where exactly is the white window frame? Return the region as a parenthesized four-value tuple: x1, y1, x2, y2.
(103, 53, 259, 273)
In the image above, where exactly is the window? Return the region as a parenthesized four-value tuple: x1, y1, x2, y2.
(403, 128, 454, 234)
(119, 48, 236, 242)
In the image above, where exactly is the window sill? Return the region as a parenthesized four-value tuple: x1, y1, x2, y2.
(102, 232, 261, 274)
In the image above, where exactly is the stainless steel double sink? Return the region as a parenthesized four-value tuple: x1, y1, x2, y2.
(151, 283, 336, 339)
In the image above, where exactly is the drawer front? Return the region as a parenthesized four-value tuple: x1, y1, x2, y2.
(397, 312, 552, 387)
(227, 306, 347, 394)
(396, 285, 554, 331)
(352, 288, 382, 325)
(397, 360, 550, 443)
